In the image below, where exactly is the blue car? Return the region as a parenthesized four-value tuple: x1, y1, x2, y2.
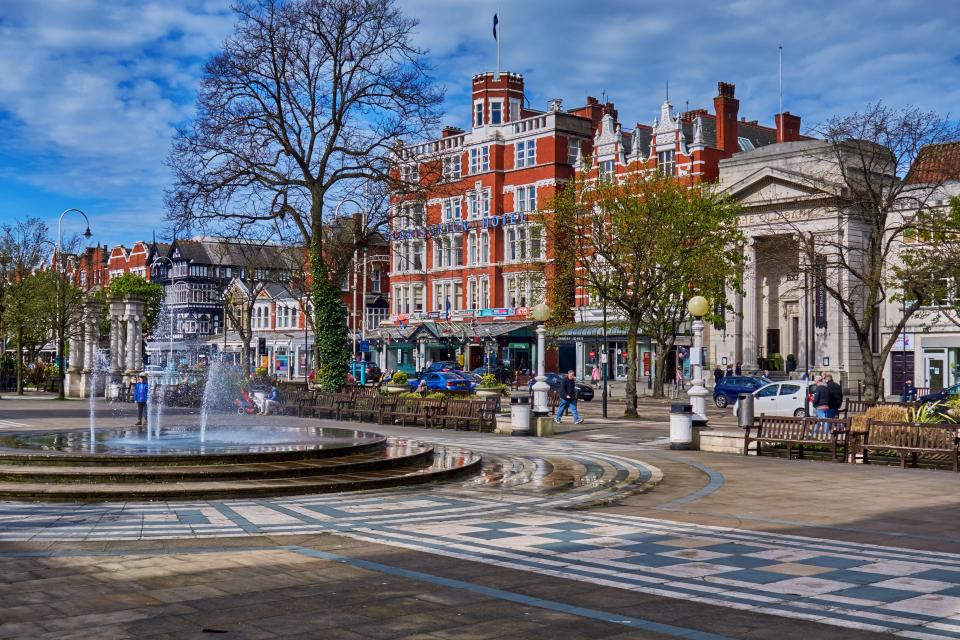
(409, 372, 471, 392)
(714, 376, 766, 408)
(452, 371, 481, 391)
(919, 383, 960, 404)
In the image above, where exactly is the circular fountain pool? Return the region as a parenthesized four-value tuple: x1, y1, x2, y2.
(0, 425, 384, 459)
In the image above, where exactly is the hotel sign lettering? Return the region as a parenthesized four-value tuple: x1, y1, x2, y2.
(390, 211, 529, 241)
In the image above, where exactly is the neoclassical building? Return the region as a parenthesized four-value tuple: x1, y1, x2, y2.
(710, 139, 960, 396)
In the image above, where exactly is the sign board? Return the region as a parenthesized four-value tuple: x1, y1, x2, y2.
(643, 352, 650, 375)
(892, 333, 914, 350)
(389, 211, 529, 241)
(600, 353, 608, 364)
(359, 340, 370, 353)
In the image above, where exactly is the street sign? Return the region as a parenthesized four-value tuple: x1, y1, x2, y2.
(359, 340, 370, 353)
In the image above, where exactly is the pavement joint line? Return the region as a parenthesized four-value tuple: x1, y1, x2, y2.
(289, 546, 739, 640)
(0, 541, 737, 639)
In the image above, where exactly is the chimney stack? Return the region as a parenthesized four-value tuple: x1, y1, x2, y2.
(713, 81, 739, 153)
(775, 112, 802, 143)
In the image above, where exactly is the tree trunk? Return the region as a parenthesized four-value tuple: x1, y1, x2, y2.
(653, 340, 668, 399)
(242, 334, 252, 373)
(860, 342, 882, 402)
(624, 318, 640, 417)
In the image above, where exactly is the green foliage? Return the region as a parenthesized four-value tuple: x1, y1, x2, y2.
(312, 260, 349, 392)
(766, 353, 784, 371)
(910, 401, 955, 424)
(390, 371, 409, 385)
(109, 273, 164, 334)
(544, 182, 577, 328)
(479, 373, 499, 387)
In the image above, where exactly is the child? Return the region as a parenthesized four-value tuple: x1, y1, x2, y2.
(133, 374, 149, 426)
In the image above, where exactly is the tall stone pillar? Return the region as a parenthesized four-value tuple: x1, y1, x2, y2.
(125, 313, 138, 377)
(108, 298, 126, 377)
(65, 331, 84, 397)
(80, 302, 101, 398)
(742, 238, 758, 369)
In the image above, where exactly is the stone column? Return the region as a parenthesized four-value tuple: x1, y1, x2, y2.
(80, 304, 99, 398)
(108, 299, 126, 377)
(65, 331, 84, 397)
(742, 237, 758, 369)
(125, 313, 138, 375)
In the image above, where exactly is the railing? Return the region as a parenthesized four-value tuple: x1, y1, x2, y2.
(511, 115, 548, 135)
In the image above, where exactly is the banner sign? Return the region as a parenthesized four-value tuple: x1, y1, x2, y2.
(814, 256, 828, 329)
(390, 211, 529, 241)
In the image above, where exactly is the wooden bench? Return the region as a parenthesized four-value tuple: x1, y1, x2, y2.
(342, 394, 396, 425)
(306, 392, 348, 420)
(861, 420, 959, 471)
(388, 397, 443, 427)
(477, 397, 500, 432)
(433, 399, 485, 431)
(744, 415, 849, 461)
(511, 374, 533, 390)
(842, 399, 875, 418)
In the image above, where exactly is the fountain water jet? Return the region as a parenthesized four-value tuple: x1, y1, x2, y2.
(87, 349, 110, 452)
(199, 359, 224, 443)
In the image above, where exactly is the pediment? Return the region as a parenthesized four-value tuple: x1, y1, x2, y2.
(722, 167, 839, 207)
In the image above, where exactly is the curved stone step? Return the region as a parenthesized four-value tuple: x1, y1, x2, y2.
(0, 441, 433, 484)
(0, 446, 481, 502)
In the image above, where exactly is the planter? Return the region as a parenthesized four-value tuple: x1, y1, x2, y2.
(385, 384, 409, 394)
(476, 387, 504, 398)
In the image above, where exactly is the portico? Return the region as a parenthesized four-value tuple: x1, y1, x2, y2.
(711, 141, 858, 386)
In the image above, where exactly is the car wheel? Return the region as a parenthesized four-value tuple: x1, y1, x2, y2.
(714, 395, 728, 408)
(793, 408, 807, 417)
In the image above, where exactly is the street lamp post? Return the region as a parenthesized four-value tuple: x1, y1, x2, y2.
(686, 295, 710, 423)
(531, 303, 552, 414)
(55, 208, 92, 399)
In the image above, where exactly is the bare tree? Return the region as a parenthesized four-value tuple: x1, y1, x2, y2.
(790, 104, 959, 401)
(166, 0, 442, 390)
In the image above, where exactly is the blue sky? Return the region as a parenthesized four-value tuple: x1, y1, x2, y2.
(1, 0, 959, 248)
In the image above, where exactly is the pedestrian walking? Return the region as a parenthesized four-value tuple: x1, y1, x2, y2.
(734, 362, 742, 376)
(133, 374, 149, 426)
(675, 369, 685, 390)
(591, 364, 601, 387)
(713, 366, 723, 386)
(725, 364, 734, 378)
(555, 370, 583, 425)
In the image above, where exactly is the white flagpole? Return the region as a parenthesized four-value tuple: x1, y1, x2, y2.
(496, 9, 501, 80)
(778, 45, 783, 117)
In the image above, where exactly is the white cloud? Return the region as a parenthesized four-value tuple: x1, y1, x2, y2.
(0, 0, 959, 247)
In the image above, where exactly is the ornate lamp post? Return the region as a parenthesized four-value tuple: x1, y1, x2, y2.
(530, 302, 552, 413)
(686, 295, 710, 422)
(55, 208, 93, 399)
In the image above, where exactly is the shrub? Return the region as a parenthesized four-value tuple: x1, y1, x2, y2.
(479, 373, 499, 387)
(909, 401, 955, 424)
(850, 404, 910, 433)
(391, 371, 409, 385)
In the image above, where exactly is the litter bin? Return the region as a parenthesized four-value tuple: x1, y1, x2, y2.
(669, 402, 694, 450)
(737, 393, 755, 428)
(510, 396, 531, 432)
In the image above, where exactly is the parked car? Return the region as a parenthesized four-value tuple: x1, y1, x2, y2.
(732, 382, 808, 417)
(713, 376, 766, 408)
(527, 373, 595, 402)
(409, 371, 471, 392)
(420, 361, 462, 375)
(352, 362, 381, 384)
(452, 370, 481, 390)
(918, 383, 960, 404)
(472, 365, 512, 384)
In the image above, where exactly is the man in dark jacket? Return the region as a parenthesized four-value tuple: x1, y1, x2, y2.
(555, 370, 583, 425)
(812, 379, 831, 420)
(824, 374, 843, 418)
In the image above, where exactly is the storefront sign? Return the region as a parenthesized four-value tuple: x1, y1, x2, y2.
(892, 333, 914, 350)
(390, 211, 529, 241)
(643, 352, 650, 375)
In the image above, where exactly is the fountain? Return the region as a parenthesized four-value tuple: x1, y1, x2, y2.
(198, 358, 224, 443)
(87, 349, 110, 452)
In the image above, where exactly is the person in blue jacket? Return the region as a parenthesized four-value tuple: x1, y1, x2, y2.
(133, 374, 149, 426)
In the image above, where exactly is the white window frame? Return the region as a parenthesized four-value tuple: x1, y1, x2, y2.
(515, 139, 536, 168)
(657, 149, 675, 175)
(490, 100, 503, 125)
(474, 101, 484, 127)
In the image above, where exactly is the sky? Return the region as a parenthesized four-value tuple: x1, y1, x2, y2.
(1, 0, 959, 248)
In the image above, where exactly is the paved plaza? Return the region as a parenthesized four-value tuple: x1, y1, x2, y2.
(0, 397, 959, 639)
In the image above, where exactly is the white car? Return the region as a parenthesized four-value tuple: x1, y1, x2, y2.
(732, 381, 809, 418)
